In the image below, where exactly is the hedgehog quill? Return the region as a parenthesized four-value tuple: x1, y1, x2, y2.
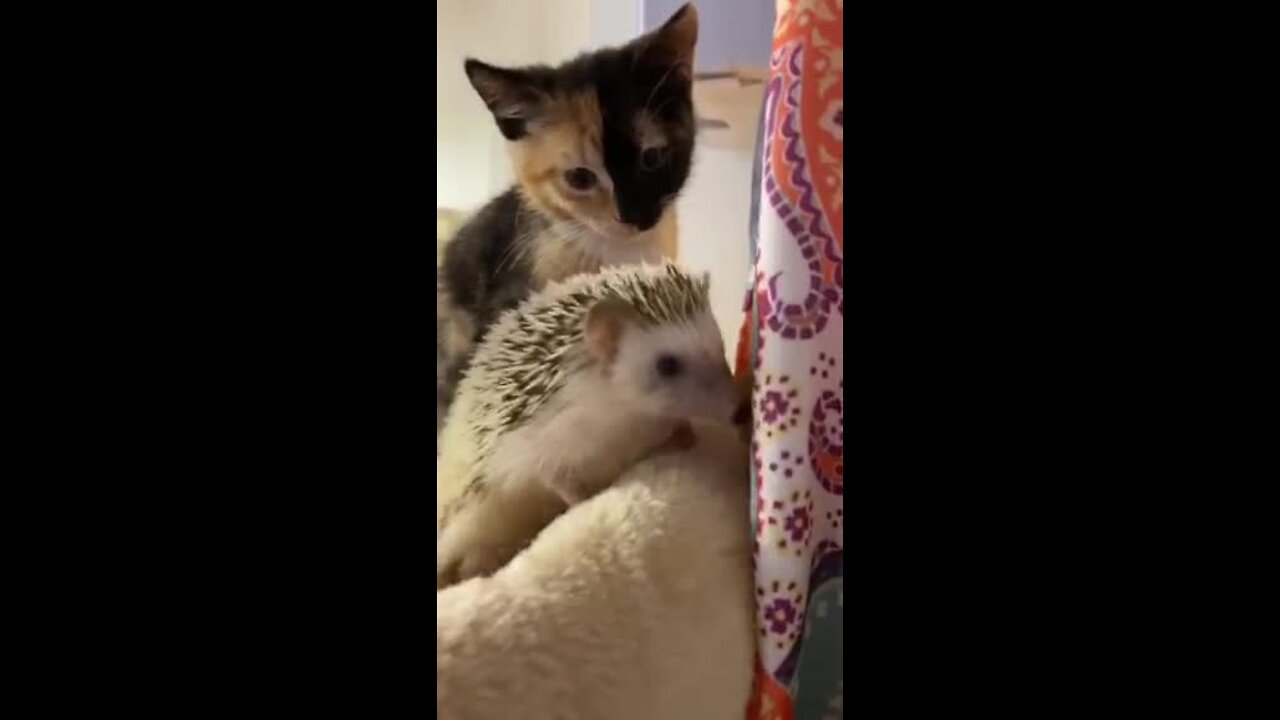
(436, 263, 740, 588)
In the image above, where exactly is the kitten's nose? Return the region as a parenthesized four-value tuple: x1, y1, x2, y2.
(618, 207, 660, 232)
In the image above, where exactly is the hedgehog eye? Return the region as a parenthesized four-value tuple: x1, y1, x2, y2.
(564, 167, 597, 191)
(655, 354, 682, 378)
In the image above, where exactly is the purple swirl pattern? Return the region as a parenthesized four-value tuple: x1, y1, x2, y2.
(757, 44, 844, 341)
(808, 390, 844, 496)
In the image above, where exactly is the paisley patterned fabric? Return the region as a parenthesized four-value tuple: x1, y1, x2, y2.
(737, 0, 843, 717)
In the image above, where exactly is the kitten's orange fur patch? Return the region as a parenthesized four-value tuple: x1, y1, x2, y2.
(509, 90, 614, 226)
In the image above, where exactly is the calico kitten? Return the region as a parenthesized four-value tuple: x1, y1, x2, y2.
(437, 3, 699, 434)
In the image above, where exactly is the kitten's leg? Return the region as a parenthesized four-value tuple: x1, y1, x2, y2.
(544, 471, 593, 506)
(650, 420, 697, 455)
(437, 508, 517, 588)
(437, 539, 516, 589)
(436, 486, 564, 588)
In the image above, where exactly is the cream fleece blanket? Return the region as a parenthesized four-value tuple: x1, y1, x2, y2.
(436, 422, 755, 720)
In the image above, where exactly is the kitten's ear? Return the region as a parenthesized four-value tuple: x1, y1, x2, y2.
(464, 59, 544, 140)
(645, 3, 699, 77)
(584, 298, 640, 367)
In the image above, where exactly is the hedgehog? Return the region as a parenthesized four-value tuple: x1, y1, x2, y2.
(435, 262, 741, 588)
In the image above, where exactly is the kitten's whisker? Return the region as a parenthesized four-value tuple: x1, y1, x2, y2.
(494, 218, 545, 279)
(492, 204, 531, 279)
(493, 231, 528, 278)
(553, 221, 589, 246)
(650, 95, 679, 118)
(510, 231, 540, 273)
(643, 63, 678, 116)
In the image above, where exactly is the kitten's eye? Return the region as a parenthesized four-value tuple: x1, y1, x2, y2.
(639, 147, 667, 171)
(564, 167, 597, 191)
(655, 354, 682, 378)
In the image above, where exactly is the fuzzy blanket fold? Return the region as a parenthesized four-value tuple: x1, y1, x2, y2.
(436, 422, 755, 720)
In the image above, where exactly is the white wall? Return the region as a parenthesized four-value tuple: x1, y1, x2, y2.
(589, 0, 642, 47)
(642, 0, 774, 71)
(437, 0, 594, 212)
(677, 145, 757, 355)
(435, 0, 496, 210)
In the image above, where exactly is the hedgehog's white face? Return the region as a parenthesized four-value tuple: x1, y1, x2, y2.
(585, 300, 740, 425)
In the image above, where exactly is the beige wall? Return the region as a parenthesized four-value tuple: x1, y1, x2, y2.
(678, 144, 757, 355)
(437, 0, 593, 213)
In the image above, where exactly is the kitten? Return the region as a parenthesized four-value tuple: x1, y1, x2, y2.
(437, 3, 699, 435)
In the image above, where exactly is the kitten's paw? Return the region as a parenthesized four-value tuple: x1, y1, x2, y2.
(653, 420, 697, 454)
(436, 559, 460, 590)
(436, 541, 466, 590)
(436, 544, 515, 589)
(455, 545, 515, 582)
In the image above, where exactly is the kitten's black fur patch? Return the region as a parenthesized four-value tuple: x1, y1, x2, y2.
(436, 189, 544, 435)
(441, 189, 540, 340)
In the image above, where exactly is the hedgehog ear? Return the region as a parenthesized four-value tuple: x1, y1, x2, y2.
(585, 298, 639, 366)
